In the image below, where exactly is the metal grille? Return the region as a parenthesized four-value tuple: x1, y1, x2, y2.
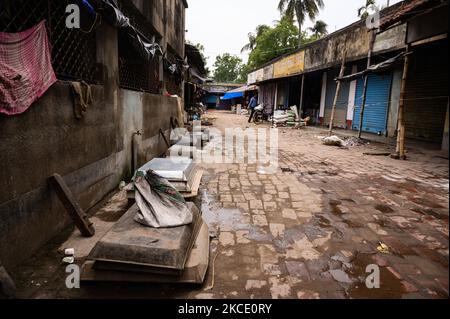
(164, 50, 182, 96)
(117, 0, 160, 94)
(0, 0, 99, 84)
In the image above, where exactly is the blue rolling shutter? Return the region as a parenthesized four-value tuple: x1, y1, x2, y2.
(353, 73, 393, 135)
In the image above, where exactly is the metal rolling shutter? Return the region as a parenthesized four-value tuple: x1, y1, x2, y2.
(353, 73, 393, 135)
(403, 41, 449, 144)
(324, 70, 350, 127)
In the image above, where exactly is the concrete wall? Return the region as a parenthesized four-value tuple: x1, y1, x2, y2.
(131, 0, 186, 57)
(0, 22, 184, 269)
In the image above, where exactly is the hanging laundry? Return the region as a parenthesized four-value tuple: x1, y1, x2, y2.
(71, 81, 93, 119)
(0, 21, 56, 115)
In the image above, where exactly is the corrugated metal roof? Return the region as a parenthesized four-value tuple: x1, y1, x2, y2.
(379, 0, 446, 30)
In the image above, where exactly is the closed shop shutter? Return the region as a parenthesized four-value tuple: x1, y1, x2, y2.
(353, 72, 393, 135)
(324, 70, 350, 128)
(403, 40, 449, 144)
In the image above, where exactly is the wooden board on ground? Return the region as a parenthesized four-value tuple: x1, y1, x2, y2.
(49, 174, 95, 237)
(80, 221, 210, 284)
(181, 169, 203, 199)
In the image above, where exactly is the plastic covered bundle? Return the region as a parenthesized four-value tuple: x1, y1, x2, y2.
(134, 170, 193, 228)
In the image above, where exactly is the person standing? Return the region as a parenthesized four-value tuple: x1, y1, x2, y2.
(248, 94, 258, 123)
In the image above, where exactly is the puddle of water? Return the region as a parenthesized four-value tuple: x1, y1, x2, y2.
(200, 190, 269, 242)
(347, 253, 405, 299)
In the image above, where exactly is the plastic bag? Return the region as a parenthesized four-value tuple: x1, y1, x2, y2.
(134, 170, 193, 228)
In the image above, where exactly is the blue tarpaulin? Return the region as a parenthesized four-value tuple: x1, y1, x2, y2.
(221, 92, 244, 100)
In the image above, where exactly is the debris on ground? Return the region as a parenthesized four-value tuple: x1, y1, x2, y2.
(62, 256, 75, 264)
(64, 248, 75, 256)
(342, 137, 370, 147)
(377, 242, 390, 254)
(322, 136, 344, 147)
(363, 152, 391, 156)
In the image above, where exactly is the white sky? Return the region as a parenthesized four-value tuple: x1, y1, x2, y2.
(186, 0, 403, 69)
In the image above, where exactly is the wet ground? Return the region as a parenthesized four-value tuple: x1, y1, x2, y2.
(9, 111, 449, 299)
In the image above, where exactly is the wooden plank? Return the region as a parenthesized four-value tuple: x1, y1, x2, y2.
(49, 174, 95, 237)
(181, 170, 203, 199)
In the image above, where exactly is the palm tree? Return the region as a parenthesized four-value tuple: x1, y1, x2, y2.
(278, 0, 324, 46)
(241, 25, 270, 53)
(308, 20, 328, 38)
(358, 0, 377, 20)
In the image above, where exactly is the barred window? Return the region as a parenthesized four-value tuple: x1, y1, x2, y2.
(164, 49, 182, 96)
(117, 0, 160, 94)
(0, 0, 100, 84)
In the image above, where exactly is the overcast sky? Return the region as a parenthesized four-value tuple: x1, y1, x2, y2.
(186, 0, 403, 69)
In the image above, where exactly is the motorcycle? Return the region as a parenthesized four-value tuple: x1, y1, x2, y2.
(253, 104, 271, 124)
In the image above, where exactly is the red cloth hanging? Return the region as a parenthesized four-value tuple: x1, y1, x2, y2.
(0, 21, 57, 115)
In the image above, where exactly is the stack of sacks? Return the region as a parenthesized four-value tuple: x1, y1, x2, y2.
(273, 110, 289, 125)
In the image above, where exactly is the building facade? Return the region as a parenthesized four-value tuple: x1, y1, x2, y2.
(247, 0, 448, 148)
(0, 0, 189, 269)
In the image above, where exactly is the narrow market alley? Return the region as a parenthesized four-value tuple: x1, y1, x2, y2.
(12, 110, 449, 299)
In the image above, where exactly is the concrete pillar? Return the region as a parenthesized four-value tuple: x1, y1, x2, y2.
(274, 82, 278, 110)
(346, 65, 358, 129)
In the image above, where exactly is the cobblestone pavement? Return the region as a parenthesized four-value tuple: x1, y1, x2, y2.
(12, 111, 448, 299)
(191, 111, 448, 299)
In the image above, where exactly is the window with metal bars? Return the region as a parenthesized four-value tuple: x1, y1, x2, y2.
(117, 0, 161, 94)
(164, 50, 182, 96)
(0, 0, 100, 84)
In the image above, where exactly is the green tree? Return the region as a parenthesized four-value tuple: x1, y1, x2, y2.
(278, 0, 324, 45)
(241, 25, 270, 53)
(247, 16, 300, 69)
(358, 0, 377, 20)
(308, 20, 328, 39)
(213, 53, 244, 83)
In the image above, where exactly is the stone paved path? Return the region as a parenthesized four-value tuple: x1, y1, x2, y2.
(193, 111, 448, 299)
(12, 111, 449, 299)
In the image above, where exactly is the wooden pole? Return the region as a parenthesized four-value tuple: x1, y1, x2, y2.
(49, 174, 95, 237)
(393, 46, 411, 160)
(299, 74, 305, 118)
(328, 54, 347, 136)
(358, 30, 376, 138)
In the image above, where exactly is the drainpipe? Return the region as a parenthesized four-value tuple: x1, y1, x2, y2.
(131, 130, 142, 176)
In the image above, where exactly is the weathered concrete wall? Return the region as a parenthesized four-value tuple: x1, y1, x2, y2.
(131, 0, 186, 57)
(120, 90, 182, 175)
(165, 0, 186, 57)
(0, 83, 122, 270)
(0, 22, 184, 269)
(305, 24, 371, 73)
